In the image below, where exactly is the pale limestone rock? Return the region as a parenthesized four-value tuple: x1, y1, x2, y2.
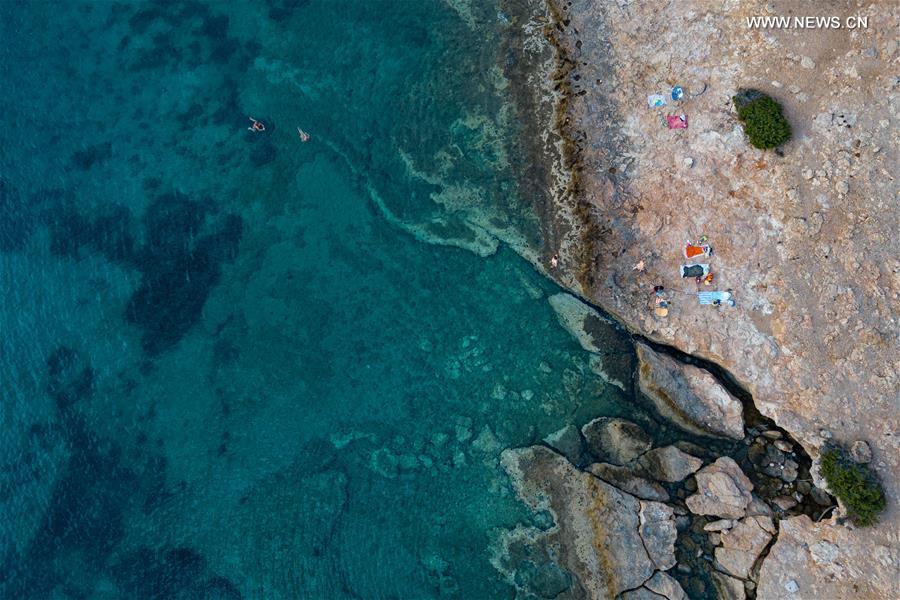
(500, 446, 674, 597)
(711, 571, 747, 600)
(581, 417, 652, 466)
(850, 440, 872, 463)
(638, 500, 678, 570)
(644, 570, 687, 600)
(809, 540, 839, 565)
(772, 496, 797, 511)
(635, 344, 744, 440)
(773, 440, 792, 452)
(686, 457, 753, 519)
(835, 180, 849, 194)
(587, 462, 669, 502)
(744, 494, 774, 519)
(757, 515, 899, 599)
(620, 588, 666, 600)
(704, 519, 735, 532)
(715, 516, 775, 579)
(637, 445, 703, 482)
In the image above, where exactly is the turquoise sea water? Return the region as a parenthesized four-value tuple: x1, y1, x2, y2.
(1, 2, 659, 597)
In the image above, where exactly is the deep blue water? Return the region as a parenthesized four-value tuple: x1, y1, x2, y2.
(1, 2, 652, 597)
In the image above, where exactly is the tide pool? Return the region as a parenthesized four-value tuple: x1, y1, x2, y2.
(1, 1, 658, 597)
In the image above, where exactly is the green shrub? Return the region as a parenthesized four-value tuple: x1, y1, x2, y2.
(820, 446, 886, 526)
(732, 91, 792, 149)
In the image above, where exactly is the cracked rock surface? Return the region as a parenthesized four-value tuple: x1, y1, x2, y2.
(581, 417, 653, 466)
(637, 445, 703, 483)
(686, 457, 755, 519)
(714, 515, 775, 580)
(499, 445, 677, 598)
(757, 515, 900, 599)
(635, 343, 744, 440)
(587, 462, 669, 502)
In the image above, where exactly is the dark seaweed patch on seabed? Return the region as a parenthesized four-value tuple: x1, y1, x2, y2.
(0, 177, 37, 251)
(71, 141, 113, 170)
(125, 193, 242, 356)
(0, 413, 235, 599)
(91, 202, 137, 262)
(124, 0, 257, 73)
(112, 546, 242, 599)
(35, 187, 241, 355)
(40, 193, 137, 262)
(265, 0, 311, 23)
(2, 418, 138, 598)
(46, 202, 94, 259)
(46, 346, 95, 410)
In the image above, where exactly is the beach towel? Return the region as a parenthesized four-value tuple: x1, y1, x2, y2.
(647, 94, 667, 108)
(671, 86, 684, 101)
(698, 291, 734, 306)
(667, 114, 688, 129)
(681, 264, 709, 278)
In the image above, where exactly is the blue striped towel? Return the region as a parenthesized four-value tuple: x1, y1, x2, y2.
(698, 291, 733, 306)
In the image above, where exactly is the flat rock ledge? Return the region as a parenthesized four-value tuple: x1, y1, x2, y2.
(499, 445, 678, 598)
(635, 343, 744, 440)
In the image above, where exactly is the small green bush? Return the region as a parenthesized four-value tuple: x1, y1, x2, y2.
(820, 446, 886, 526)
(733, 92, 792, 149)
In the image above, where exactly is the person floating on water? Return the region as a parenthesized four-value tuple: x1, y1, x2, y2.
(248, 117, 265, 132)
(297, 127, 310, 142)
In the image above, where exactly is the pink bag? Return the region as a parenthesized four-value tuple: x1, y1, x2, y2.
(667, 114, 688, 129)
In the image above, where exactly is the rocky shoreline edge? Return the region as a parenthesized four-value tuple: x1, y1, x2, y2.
(487, 0, 891, 598)
(530, 290, 835, 599)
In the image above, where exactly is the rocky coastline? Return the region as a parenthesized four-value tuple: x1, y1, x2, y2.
(496, 0, 898, 597)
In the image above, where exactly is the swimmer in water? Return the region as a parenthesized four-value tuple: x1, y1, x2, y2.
(297, 127, 310, 142)
(248, 117, 265, 132)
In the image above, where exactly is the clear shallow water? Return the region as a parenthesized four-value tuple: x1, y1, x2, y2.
(1, 1, 651, 597)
